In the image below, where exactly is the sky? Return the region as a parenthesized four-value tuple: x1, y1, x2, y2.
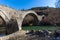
(0, 0, 56, 10)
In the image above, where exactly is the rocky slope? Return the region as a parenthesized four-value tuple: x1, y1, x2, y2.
(29, 7, 60, 26)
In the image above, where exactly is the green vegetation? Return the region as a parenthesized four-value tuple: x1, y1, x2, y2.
(22, 26, 60, 30)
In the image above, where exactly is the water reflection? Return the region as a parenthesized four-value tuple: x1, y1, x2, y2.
(0, 34, 6, 37)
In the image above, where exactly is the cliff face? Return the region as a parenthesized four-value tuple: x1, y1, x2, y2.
(29, 7, 60, 26)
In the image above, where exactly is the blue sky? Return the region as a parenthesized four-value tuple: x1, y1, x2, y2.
(0, 0, 56, 10)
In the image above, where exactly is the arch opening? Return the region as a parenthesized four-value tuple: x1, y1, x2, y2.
(22, 13, 39, 27)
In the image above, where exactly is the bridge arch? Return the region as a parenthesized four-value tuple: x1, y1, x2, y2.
(20, 11, 39, 29)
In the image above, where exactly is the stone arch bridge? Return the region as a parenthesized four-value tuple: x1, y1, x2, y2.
(0, 5, 44, 30)
(0, 5, 44, 40)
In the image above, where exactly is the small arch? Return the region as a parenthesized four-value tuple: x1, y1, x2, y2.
(0, 10, 19, 36)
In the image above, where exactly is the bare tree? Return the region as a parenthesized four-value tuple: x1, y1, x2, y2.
(56, 0, 60, 8)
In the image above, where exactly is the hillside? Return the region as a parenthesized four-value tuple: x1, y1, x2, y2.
(28, 7, 60, 26)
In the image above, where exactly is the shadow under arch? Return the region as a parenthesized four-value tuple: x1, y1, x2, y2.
(6, 19, 19, 35)
(22, 13, 39, 27)
(0, 17, 19, 36)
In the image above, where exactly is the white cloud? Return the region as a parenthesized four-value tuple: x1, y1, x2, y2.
(48, 0, 56, 7)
